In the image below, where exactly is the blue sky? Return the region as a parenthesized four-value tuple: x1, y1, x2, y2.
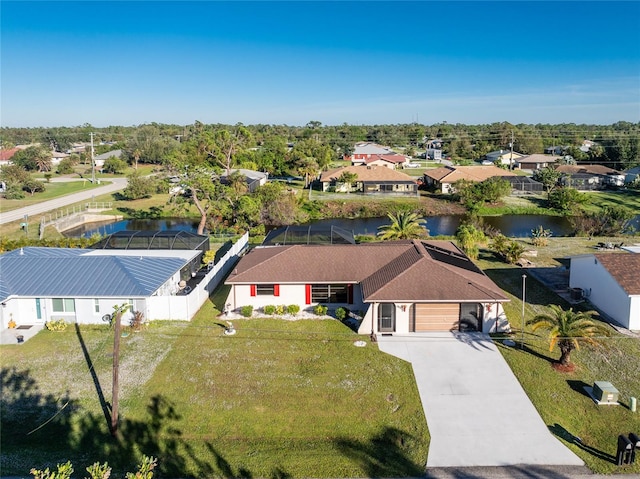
(2, 1, 639, 127)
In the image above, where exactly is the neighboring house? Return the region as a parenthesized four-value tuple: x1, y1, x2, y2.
(516, 154, 557, 171)
(345, 142, 396, 162)
(556, 164, 624, 189)
(221, 168, 268, 193)
(320, 165, 418, 196)
(352, 154, 408, 169)
(94, 149, 123, 168)
(624, 165, 640, 184)
(423, 165, 516, 193)
(424, 139, 443, 160)
(482, 150, 526, 167)
(544, 146, 566, 155)
(0, 247, 198, 328)
(579, 140, 596, 153)
(224, 240, 510, 334)
(0, 147, 20, 166)
(51, 151, 69, 165)
(569, 253, 640, 330)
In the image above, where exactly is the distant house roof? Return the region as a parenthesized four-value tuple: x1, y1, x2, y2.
(223, 168, 268, 181)
(51, 151, 69, 158)
(594, 253, 640, 295)
(360, 154, 408, 165)
(0, 247, 188, 301)
(226, 240, 508, 303)
(555, 164, 620, 175)
(517, 154, 557, 165)
(94, 149, 123, 161)
(0, 148, 20, 162)
(424, 165, 516, 183)
(485, 150, 525, 161)
(320, 165, 417, 184)
(353, 142, 395, 155)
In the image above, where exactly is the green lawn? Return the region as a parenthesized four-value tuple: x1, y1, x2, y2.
(1, 299, 428, 478)
(583, 189, 640, 214)
(477, 253, 640, 475)
(0, 180, 109, 212)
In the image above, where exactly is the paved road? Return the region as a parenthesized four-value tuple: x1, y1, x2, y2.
(0, 178, 127, 225)
(377, 333, 585, 470)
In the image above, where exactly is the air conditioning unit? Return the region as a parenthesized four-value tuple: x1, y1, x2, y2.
(593, 381, 619, 404)
(570, 288, 583, 300)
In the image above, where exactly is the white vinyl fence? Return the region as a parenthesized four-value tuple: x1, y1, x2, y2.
(146, 232, 249, 321)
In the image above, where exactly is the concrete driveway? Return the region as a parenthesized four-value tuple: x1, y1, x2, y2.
(377, 332, 585, 469)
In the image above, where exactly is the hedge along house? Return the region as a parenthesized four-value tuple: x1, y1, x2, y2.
(224, 240, 510, 335)
(0, 247, 201, 328)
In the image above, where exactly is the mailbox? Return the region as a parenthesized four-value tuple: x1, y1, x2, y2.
(617, 435, 633, 466)
(630, 433, 640, 464)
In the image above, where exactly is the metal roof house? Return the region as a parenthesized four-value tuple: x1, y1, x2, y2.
(0, 246, 200, 329)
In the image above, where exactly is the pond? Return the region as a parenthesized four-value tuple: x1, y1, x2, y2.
(65, 214, 580, 238)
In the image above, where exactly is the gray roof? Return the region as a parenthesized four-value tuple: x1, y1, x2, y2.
(0, 247, 186, 301)
(94, 149, 123, 161)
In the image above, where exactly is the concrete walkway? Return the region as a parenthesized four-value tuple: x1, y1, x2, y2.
(377, 332, 585, 470)
(0, 178, 127, 225)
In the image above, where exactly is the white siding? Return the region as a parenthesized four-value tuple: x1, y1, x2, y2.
(570, 255, 634, 329)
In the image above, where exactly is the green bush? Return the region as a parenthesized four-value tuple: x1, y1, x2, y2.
(287, 304, 300, 315)
(314, 304, 328, 316)
(45, 319, 68, 331)
(335, 307, 348, 321)
(263, 305, 276, 315)
(240, 305, 253, 318)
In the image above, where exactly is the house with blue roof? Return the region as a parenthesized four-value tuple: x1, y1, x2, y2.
(0, 247, 200, 329)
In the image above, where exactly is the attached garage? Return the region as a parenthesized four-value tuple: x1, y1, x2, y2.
(412, 303, 483, 332)
(412, 303, 460, 332)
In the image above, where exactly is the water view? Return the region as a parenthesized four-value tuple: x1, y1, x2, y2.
(66, 214, 581, 238)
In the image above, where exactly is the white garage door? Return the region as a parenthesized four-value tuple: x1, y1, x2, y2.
(413, 303, 460, 332)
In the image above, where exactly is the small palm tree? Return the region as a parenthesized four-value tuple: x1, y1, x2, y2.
(527, 305, 610, 367)
(377, 211, 428, 240)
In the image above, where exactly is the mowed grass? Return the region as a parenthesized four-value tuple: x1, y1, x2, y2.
(0, 180, 108, 212)
(477, 254, 640, 474)
(1, 299, 429, 478)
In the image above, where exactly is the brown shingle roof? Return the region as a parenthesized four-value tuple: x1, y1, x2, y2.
(320, 165, 416, 183)
(424, 165, 516, 183)
(555, 164, 620, 175)
(227, 240, 508, 303)
(595, 253, 640, 295)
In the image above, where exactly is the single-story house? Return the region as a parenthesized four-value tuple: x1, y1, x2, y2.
(482, 150, 526, 167)
(516, 154, 557, 171)
(345, 142, 396, 162)
(51, 151, 69, 165)
(556, 164, 625, 189)
(94, 149, 123, 168)
(0, 246, 201, 328)
(221, 168, 268, 193)
(569, 253, 640, 330)
(0, 147, 20, 166)
(352, 154, 408, 169)
(320, 165, 418, 196)
(544, 146, 566, 156)
(423, 165, 516, 193)
(224, 240, 510, 335)
(624, 165, 640, 184)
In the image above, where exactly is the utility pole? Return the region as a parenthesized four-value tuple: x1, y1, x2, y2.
(90, 132, 96, 184)
(111, 303, 129, 436)
(510, 130, 515, 170)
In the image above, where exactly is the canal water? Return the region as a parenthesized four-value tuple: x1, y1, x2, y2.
(65, 214, 579, 238)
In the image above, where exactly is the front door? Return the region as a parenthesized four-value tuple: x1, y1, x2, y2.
(378, 303, 395, 332)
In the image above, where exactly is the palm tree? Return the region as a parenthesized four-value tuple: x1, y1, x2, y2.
(455, 224, 486, 259)
(527, 305, 610, 367)
(377, 211, 428, 240)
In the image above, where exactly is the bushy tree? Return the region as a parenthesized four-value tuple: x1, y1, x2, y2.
(103, 157, 128, 174)
(455, 224, 486, 259)
(12, 145, 52, 172)
(121, 172, 157, 200)
(56, 157, 76, 175)
(491, 234, 525, 264)
(22, 178, 46, 196)
(548, 187, 588, 213)
(454, 177, 511, 209)
(532, 166, 561, 194)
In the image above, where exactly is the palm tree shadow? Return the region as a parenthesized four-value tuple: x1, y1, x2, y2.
(549, 423, 616, 464)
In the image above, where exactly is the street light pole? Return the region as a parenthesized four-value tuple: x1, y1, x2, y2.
(521, 274, 527, 349)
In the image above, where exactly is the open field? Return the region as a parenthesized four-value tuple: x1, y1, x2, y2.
(1, 298, 429, 477)
(0, 180, 109, 213)
(476, 252, 640, 474)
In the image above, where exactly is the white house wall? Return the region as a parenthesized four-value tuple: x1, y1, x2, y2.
(570, 255, 634, 329)
(630, 297, 640, 330)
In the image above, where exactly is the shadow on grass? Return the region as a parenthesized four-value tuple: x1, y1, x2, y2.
(484, 268, 571, 308)
(549, 423, 616, 464)
(334, 426, 425, 477)
(1, 367, 279, 478)
(566, 380, 592, 399)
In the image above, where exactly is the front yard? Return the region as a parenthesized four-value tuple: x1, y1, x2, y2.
(1, 299, 429, 477)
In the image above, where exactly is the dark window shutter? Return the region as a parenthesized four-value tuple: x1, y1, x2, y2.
(347, 284, 353, 304)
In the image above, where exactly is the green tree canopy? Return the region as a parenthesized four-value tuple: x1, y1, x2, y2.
(377, 211, 428, 240)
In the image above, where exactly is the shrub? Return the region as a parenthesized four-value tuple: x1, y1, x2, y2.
(240, 305, 253, 317)
(335, 307, 348, 321)
(45, 319, 68, 331)
(530, 225, 552, 246)
(287, 304, 300, 315)
(130, 310, 146, 332)
(274, 304, 286, 315)
(314, 304, 328, 316)
(263, 305, 276, 315)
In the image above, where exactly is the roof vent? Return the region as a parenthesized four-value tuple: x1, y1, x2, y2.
(19, 248, 24, 255)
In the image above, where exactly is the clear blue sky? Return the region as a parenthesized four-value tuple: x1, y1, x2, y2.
(2, 1, 639, 127)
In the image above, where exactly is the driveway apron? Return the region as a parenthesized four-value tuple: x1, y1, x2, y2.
(377, 332, 584, 468)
